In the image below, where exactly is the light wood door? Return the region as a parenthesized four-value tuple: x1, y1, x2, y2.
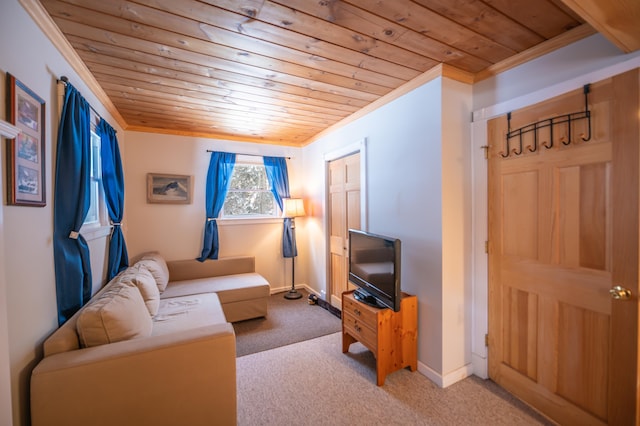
(328, 152, 361, 308)
(488, 69, 639, 425)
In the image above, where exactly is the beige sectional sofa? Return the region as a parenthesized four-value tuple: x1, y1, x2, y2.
(30, 253, 270, 426)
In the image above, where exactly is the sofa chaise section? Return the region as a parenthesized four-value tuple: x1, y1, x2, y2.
(164, 257, 270, 322)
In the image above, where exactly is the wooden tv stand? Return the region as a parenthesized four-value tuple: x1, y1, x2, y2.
(342, 290, 418, 386)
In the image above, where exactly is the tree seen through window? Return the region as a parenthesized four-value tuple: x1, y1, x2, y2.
(223, 164, 276, 217)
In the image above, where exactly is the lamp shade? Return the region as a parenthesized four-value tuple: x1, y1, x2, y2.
(283, 198, 305, 218)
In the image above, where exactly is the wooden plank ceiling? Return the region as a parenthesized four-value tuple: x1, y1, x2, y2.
(32, 0, 632, 145)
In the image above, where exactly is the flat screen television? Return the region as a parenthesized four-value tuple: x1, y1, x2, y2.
(348, 229, 401, 312)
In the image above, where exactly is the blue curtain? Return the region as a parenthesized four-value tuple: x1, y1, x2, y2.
(263, 156, 289, 210)
(263, 156, 296, 258)
(197, 152, 236, 261)
(53, 83, 92, 325)
(98, 118, 129, 280)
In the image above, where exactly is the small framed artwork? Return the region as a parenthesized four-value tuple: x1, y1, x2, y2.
(5, 73, 46, 207)
(147, 173, 192, 204)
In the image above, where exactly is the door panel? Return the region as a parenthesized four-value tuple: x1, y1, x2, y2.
(329, 162, 346, 306)
(556, 303, 609, 420)
(488, 69, 639, 425)
(502, 170, 538, 258)
(328, 152, 361, 307)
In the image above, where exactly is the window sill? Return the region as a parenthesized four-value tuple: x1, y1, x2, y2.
(81, 224, 112, 241)
(217, 217, 284, 226)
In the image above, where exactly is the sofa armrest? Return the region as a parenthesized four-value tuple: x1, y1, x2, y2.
(31, 324, 237, 426)
(167, 256, 255, 281)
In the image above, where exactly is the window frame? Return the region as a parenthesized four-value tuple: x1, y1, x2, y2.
(80, 114, 111, 240)
(219, 155, 281, 221)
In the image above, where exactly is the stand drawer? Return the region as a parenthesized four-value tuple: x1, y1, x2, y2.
(343, 313, 377, 351)
(342, 294, 377, 328)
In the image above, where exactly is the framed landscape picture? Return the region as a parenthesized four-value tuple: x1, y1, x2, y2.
(147, 173, 192, 204)
(6, 73, 46, 207)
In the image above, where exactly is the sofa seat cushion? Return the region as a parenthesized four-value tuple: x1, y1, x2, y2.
(152, 293, 227, 336)
(77, 281, 153, 348)
(160, 273, 270, 304)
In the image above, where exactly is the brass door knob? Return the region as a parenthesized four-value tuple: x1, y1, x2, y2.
(610, 286, 632, 300)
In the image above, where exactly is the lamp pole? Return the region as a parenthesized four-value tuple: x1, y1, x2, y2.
(283, 198, 304, 300)
(284, 216, 302, 299)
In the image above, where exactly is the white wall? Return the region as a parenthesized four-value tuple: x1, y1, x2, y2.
(123, 132, 304, 292)
(473, 33, 640, 111)
(440, 78, 473, 382)
(302, 77, 468, 379)
(0, 2, 123, 424)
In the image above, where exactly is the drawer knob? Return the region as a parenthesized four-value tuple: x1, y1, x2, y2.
(355, 325, 362, 333)
(354, 309, 361, 316)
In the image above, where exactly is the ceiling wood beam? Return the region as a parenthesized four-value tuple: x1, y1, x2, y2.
(559, 0, 640, 53)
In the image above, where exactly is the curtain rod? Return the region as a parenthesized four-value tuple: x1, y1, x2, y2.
(206, 150, 290, 160)
(57, 76, 109, 128)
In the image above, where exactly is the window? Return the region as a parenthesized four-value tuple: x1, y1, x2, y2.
(222, 160, 278, 218)
(81, 124, 109, 237)
(84, 129, 102, 225)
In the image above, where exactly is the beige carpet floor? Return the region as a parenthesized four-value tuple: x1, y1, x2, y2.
(237, 332, 553, 426)
(233, 289, 342, 357)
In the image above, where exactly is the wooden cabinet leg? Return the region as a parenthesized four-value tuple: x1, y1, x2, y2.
(342, 332, 356, 353)
(376, 366, 386, 386)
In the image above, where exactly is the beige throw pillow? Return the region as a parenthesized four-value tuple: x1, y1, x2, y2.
(77, 282, 153, 348)
(137, 252, 170, 292)
(118, 265, 160, 316)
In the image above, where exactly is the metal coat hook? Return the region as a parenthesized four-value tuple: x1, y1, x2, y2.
(580, 84, 592, 142)
(501, 112, 523, 157)
(527, 127, 538, 152)
(502, 84, 592, 158)
(542, 124, 553, 149)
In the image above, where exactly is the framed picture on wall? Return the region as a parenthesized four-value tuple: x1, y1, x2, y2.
(5, 72, 46, 207)
(147, 173, 192, 204)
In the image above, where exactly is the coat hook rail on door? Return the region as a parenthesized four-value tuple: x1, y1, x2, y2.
(500, 84, 592, 158)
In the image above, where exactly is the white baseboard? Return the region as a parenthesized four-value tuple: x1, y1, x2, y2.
(418, 361, 474, 388)
(305, 286, 321, 297)
(269, 285, 289, 294)
(270, 283, 314, 295)
(471, 352, 488, 379)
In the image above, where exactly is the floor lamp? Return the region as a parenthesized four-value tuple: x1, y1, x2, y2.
(283, 198, 305, 300)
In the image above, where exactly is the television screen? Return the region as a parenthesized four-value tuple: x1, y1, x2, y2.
(348, 229, 401, 311)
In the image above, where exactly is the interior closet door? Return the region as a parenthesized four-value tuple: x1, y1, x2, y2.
(488, 69, 639, 425)
(328, 152, 360, 308)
